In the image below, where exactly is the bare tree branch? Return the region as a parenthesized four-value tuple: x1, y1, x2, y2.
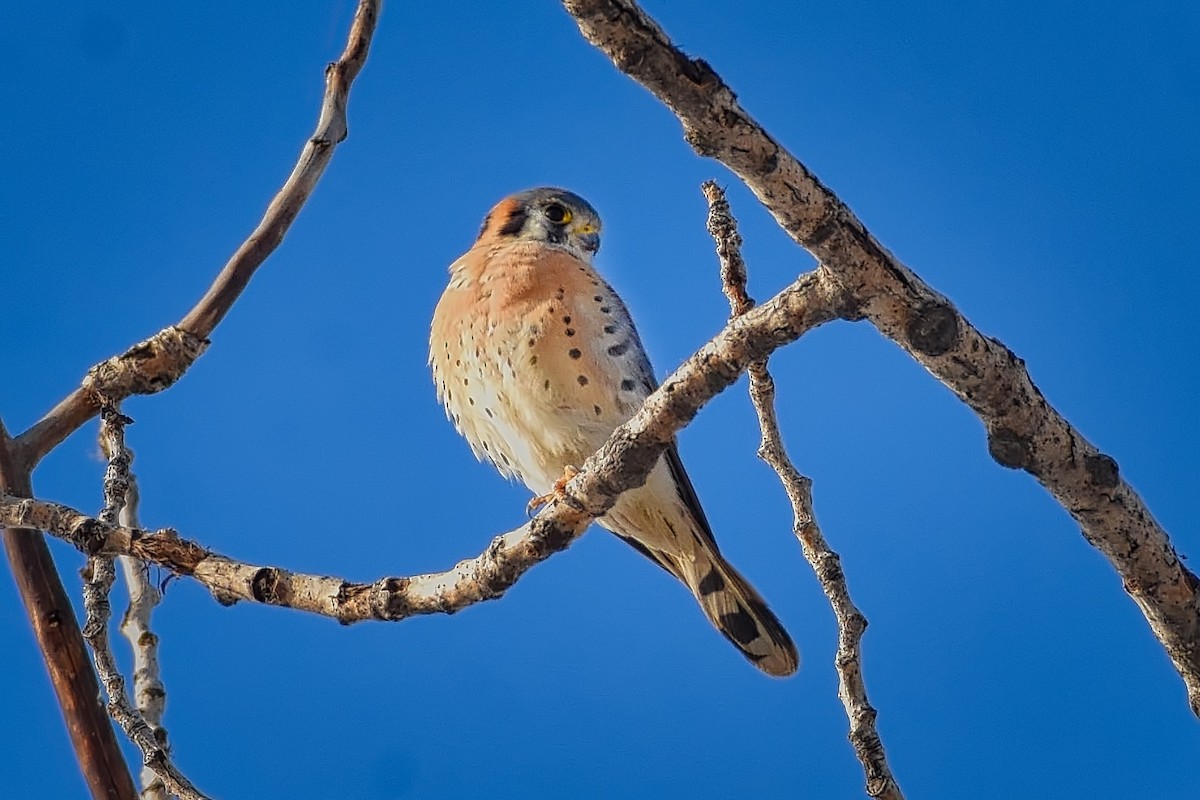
(6, 497, 593, 624)
(94, 411, 174, 800)
(83, 409, 205, 800)
(116, 474, 171, 800)
(704, 182, 902, 799)
(13, 0, 381, 472)
(0, 419, 138, 799)
(562, 0, 1200, 716)
(0, 3, 381, 794)
(1, 267, 842, 623)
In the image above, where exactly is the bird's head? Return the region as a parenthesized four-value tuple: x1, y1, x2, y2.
(477, 187, 602, 262)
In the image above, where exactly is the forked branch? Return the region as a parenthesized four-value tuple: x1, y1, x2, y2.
(0, 2, 381, 794)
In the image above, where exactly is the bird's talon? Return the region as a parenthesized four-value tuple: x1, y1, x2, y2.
(526, 466, 579, 517)
(526, 494, 549, 518)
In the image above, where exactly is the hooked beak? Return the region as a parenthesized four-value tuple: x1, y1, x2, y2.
(571, 221, 601, 255)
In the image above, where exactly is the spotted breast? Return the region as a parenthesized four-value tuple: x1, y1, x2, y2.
(430, 188, 799, 676)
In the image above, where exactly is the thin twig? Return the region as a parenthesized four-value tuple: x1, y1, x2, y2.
(704, 182, 902, 799)
(85, 409, 207, 800)
(562, 0, 1200, 718)
(14, 0, 382, 472)
(106, 420, 171, 800)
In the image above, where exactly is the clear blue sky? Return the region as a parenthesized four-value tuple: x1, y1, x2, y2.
(3, 1, 1198, 797)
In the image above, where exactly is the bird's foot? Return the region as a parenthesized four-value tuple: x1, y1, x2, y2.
(526, 465, 580, 517)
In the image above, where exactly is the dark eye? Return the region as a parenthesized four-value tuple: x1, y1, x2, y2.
(544, 203, 572, 225)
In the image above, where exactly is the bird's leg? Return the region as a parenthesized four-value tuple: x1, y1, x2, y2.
(526, 465, 580, 517)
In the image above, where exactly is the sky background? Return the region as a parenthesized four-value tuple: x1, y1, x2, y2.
(2, 1, 1198, 797)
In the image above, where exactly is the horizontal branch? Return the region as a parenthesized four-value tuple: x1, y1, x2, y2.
(1, 270, 842, 621)
(1, 496, 586, 622)
(563, 0, 1200, 716)
(13, 0, 381, 472)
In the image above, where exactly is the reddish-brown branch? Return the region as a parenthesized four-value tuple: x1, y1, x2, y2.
(0, 419, 137, 800)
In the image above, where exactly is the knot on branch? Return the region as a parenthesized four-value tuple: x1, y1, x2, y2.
(250, 567, 291, 606)
(1084, 452, 1120, 489)
(131, 528, 206, 575)
(987, 426, 1033, 472)
(906, 301, 959, 357)
(529, 516, 577, 556)
(73, 517, 111, 556)
(372, 577, 413, 620)
(84, 327, 210, 404)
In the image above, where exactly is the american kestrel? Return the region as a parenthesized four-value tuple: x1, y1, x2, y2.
(430, 188, 798, 676)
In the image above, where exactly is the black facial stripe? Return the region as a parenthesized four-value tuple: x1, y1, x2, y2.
(497, 207, 528, 237)
(477, 211, 493, 240)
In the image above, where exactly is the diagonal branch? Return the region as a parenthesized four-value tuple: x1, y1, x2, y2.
(0, 422, 138, 799)
(1, 268, 843, 623)
(705, 182, 902, 799)
(14, 0, 381, 472)
(562, 0, 1200, 717)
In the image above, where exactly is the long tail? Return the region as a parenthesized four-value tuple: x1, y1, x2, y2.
(601, 446, 799, 676)
(677, 548, 799, 677)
